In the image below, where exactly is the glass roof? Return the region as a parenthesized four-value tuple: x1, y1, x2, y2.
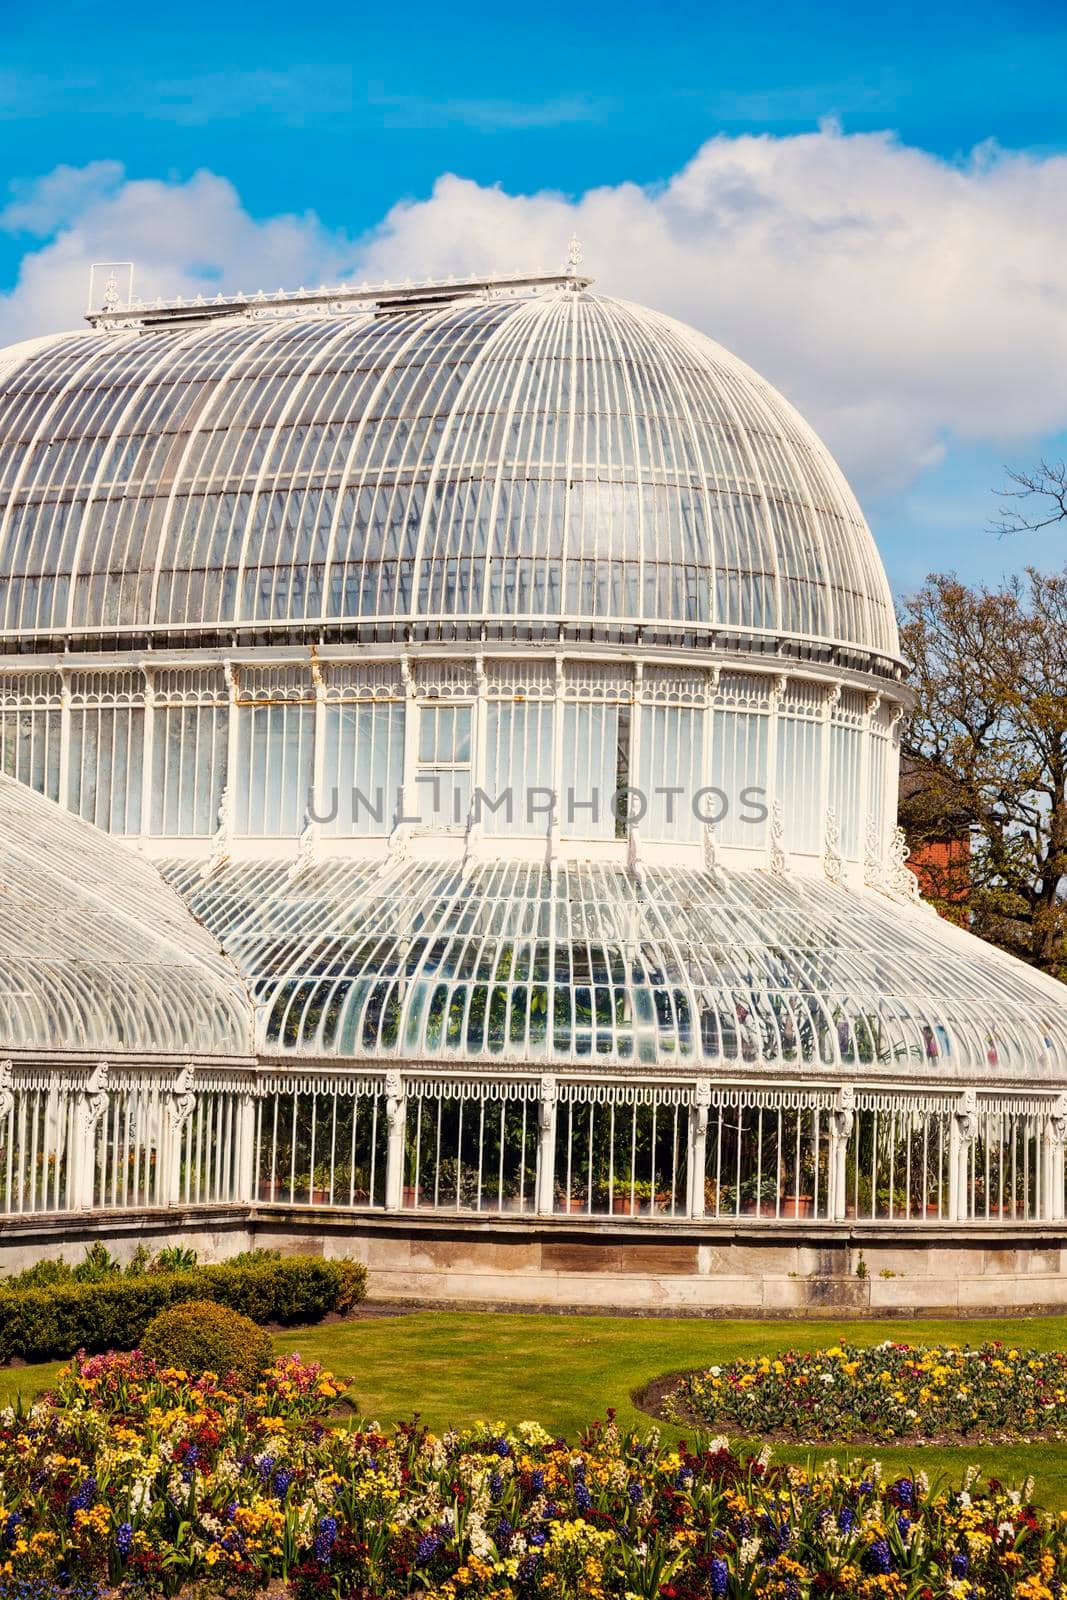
(0, 290, 897, 661)
(161, 857, 1067, 1082)
(0, 772, 252, 1056)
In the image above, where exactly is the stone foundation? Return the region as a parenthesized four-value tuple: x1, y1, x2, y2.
(2, 1207, 1067, 1316)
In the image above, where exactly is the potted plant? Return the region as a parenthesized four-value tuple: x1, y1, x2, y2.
(555, 1183, 588, 1214)
(740, 1174, 779, 1217)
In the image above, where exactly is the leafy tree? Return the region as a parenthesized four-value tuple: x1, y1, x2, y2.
(899, 567, 1067, 980)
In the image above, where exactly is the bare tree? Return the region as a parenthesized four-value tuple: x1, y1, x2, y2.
(899, 569, 1067, 981)
(992, 461, 1067, 537)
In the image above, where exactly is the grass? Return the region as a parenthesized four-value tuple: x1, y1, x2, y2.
(3, 1310, 1067, 1505)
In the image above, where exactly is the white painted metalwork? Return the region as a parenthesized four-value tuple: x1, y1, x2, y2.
(0, 270, 1063, 1244)
(0, 771, 251, 1056)
(0, 288, 898, 663)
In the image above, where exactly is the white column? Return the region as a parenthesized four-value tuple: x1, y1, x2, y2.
(950, 1089, 977, 1222)
(235, 1089, 257, 1203)
(536, 1075, 558, 1215)
(858, 692, 879, 883)
(310, 656, 328, 828)
(394, 656, 420, 838)
(549, 658, 565, 862)
(829, 1085, 855, 1221)
(688, 1081, 711, 1219)
(58, 668, 72, 813)
(139, 667, 156, 840)
(1046, 1095, 1067, 1222)
(164, 1063, 196, 1205)
(764, 674, 787, 870)
(820, 684, 841, 879)
(384, 1072, 407, 1211)
(75, 1061, 109, 1211)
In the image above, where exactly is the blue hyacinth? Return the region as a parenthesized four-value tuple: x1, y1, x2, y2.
(837, 1506, 856, 1534)
(314, 1514, 338, 1565)
(416, 1532, 444, 1564)
(68, 1476, 97, 1519)
(863, 1538, 892, 1575)
(273, 1467, 295, 1498)
(628, 1481, 643, 1505)
(116, 1523, 134, 1557)
(574, 1482, 592, 1511)
(530, 1468, 545, 1493)
(489, 1472, 504, 1499)
(951, 1551, 970, 1578)
(710, 1556, 729, 1595)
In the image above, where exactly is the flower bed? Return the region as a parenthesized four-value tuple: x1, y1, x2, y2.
(0, 1351, 1063, 1596)
(667, 1341, 1067, 1443)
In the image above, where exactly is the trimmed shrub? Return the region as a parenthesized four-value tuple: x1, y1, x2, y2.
(0, 1255, 366, 1363)
(140, 1299, 272, 1387)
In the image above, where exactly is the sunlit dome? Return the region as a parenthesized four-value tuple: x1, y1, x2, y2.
(0, 279, 898, 667)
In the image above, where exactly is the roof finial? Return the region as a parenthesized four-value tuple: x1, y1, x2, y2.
(565, 234, 584, 275)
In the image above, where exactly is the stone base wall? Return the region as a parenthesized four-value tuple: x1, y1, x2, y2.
(2, 1207, 1067, 1316)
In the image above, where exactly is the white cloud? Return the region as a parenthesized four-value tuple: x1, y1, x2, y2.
(3, 127, 1067, 500)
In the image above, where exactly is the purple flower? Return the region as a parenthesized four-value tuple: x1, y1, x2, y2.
(628, 1482, 643, 1505)
(494, 1516, 514, 1551)
(116, 1523, 134, 1558)
(530, 1469, 545, 1494)
(574, 1483, 592, 1512)
(257, 1456, 275, 1480)
(68, 1477, 97, 1519)
(416, 1532, 444, 1564)
(837, 1507, 856, 1534)
(863, 1538, 892, 1576)
(314, 1515, 338, 1565)
(710, 1556, 729, 1595)
(490, 1472, 504, 1500)
(273, 1468, 295, 1498)
(951, 1552, 970, 1579)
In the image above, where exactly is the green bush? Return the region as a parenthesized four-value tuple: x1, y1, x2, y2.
(140, 1299, 273, 1388)
(0, 1255, 366, 1363)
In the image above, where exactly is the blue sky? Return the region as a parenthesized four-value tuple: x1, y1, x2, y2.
(2, 0, 1066, 601)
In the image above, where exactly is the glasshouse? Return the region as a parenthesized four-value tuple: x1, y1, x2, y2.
(0, 265, 1064, 1310)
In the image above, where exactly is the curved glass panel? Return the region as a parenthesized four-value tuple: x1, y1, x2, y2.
(0, 772, 252, 1055)
(161, 858, 1067, 1080)
(0, 292, 898, 660)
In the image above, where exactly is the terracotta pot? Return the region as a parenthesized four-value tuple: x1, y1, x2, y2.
(742, 1200, 779, 1217)
(402, 1185, 419, 1208)
(310, 1187, 331, 1206)
(611, 1194, 639, 1215)
(258, 1180, 283, 1203)
(557, 1196, 587, 1214)
(779, 1195, 814, 1218)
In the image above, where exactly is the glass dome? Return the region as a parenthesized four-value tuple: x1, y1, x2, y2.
(0, 285, 898, 666)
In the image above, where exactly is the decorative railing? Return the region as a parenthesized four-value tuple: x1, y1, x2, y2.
(0, 1060, 1064, 1226)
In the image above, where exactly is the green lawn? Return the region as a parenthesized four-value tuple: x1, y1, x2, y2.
(4, 1311, 1067, 1505)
